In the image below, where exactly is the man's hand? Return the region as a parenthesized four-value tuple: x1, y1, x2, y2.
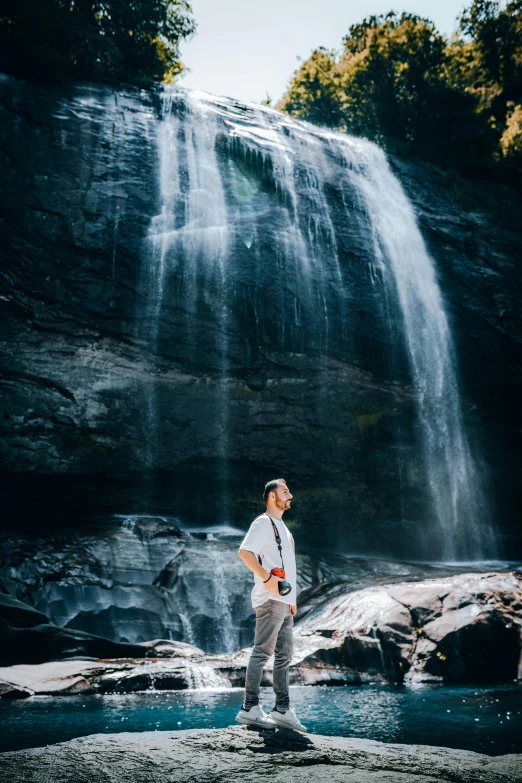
(264, 573, 283, 595)
(290, 604, 297, 616)
(237, 550, 284, 595)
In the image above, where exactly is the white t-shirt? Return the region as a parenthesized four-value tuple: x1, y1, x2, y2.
(239, 513, 297, 609)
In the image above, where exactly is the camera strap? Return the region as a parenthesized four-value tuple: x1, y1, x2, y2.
(253, 513, 285, 571)
(267, 515, 285, 571)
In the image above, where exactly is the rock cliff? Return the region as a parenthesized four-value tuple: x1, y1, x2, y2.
(0, 73, 521, 559)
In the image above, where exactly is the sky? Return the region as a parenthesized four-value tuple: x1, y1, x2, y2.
(178, 0, 469, 105)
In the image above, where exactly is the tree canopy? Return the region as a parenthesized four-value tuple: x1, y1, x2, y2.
(0, 1, 196, 87)
(277, 3, 522, 173)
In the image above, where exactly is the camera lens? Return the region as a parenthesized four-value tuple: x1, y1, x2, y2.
(278, 580, 292, 596)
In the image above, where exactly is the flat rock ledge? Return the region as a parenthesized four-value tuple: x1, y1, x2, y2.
(0, 726, 520, 783)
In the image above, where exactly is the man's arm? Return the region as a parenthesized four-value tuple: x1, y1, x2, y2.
(238, 549, 269, 580)
(238, 548, 282, 596)
(290, 534, 296, 615)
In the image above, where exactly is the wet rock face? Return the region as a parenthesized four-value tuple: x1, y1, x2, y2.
(389, 157, 522, 554)
(0, 74, 521, 557)
(0, 517, 256, 655)
(0, 726, 521, 783)
(0, 589, 204, 667)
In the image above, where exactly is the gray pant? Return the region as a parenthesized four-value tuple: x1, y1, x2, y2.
(243, 599, 294, 711)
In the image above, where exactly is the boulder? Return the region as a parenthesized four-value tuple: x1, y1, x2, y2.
(138, 639, 204, 658)
(289, 571, 522, 685)
(0, 726, 520, 783)
(0, 594, 48, 628)
(0, 679, 33, 699)
(0, 661, 107, 696)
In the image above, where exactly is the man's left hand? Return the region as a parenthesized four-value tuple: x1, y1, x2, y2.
(290, 604, 297, 616)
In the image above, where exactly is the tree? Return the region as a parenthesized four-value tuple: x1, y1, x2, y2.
(276, 48, 344, 128)
(451, 0, 522, 156)
(338, 12, 450, 145)
(500, 102, 522, 167)
(278, 12, 494, 164)
(0, 1, 196, 87)
(459, 0, 522, 101)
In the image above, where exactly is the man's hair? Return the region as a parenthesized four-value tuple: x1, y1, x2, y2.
(263, 478, 287, 504)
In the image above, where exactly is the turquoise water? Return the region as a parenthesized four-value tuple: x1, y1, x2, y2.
(1, 684, 521, 755)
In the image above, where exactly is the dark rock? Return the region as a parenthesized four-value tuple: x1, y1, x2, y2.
(0, 726, 520, 782)
(0, 623, 148, 666)
(0, 679, 33, 699)
(0, 583, 204, 667)
(92, 666, 190, 693)
(0, 594, 48, 628)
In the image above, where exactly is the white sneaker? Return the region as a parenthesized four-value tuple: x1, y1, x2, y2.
(270, 707, 307, 733)
(235, 704, 277, 730)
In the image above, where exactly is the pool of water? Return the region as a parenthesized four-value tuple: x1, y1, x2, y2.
(1, 684, 520, 755)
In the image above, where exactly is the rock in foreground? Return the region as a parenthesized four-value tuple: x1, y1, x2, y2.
(0, 726, 520, 783)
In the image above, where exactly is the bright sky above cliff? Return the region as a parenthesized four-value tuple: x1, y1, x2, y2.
(178, 0, 468, 104)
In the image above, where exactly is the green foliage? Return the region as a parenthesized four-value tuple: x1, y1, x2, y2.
(278, 5, 522, 172)
(453, 0, 522, 162)
(278, 48, 344, 128)
(0, 0, 196, 87)
(459, 0, 522, 101)
(500, 102, 522, 167)
(336, 12, 486, 158)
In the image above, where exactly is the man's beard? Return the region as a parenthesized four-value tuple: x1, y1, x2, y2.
(276, 499, 290, 511)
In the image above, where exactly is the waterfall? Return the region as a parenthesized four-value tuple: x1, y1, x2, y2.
(327, 137, 496, 561)
(143, 85, 495, 562)
(208, 550, 235, 653)
(145, 90, 231, 516)
(179, 613, 196, 646)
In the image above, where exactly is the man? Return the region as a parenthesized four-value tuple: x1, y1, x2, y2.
(235, 478, 307, 733)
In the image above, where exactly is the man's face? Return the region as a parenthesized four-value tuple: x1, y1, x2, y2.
(273, 484, 293, 511)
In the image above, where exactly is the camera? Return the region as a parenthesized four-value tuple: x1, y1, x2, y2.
(271, 567, 292, 596)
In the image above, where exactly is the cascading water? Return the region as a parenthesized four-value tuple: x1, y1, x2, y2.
(327, 138, 497, 561)
(145, 90, 232, 516)
(208, 550, 235, 653)
(143, 85, 496, 562)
